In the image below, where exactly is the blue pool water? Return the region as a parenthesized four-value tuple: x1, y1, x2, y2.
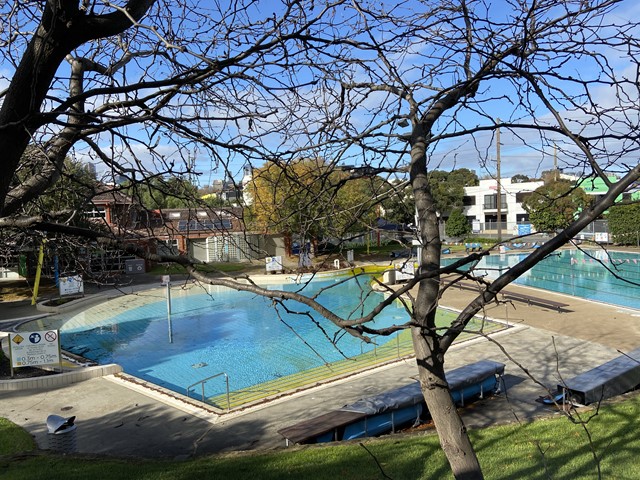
(38, 276, 408, 400)
(445, 249, 640, 309)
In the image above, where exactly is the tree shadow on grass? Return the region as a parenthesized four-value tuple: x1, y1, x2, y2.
(470, 391, 640, 479)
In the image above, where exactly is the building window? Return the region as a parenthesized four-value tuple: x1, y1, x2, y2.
(86, 206, 106, 218)
(483, 194, 506, 209)
(484, 214, 506, 223)
(159, 239, 179, 255)
(462, 195, 476, 206)
(178, 219, 233, 231)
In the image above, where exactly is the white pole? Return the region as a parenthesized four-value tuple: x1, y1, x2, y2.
(167, 280, 173, 343)
(496, 118, 502, 242)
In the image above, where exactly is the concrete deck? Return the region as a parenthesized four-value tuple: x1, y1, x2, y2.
(1, 271, 639, 459)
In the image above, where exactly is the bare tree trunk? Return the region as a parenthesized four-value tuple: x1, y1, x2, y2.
(410, 126, 484, 479)
(0, 1, 156, 215)
(412, 330, 484, 480)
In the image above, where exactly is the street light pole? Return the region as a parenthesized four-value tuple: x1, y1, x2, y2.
(496, 119, 502, 242)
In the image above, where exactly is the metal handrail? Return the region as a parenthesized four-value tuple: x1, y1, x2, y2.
(187, 372, 230, 411)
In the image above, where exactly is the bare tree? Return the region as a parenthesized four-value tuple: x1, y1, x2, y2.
(2, 1, 640, 479)
(0, 0, 357, 271)
(225, 1, 640, 476)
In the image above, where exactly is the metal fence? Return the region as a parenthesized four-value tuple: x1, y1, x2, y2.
(441, 219, 616, 243)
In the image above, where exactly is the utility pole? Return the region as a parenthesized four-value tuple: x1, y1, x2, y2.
(496, 119, 502, 242)
(553, 144, 558, 181)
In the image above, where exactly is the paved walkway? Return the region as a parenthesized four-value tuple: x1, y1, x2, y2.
(1, 270, 640, 459)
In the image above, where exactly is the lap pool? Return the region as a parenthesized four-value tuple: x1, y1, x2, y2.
(445, 249, 640, 310)
(21, 275, 416, 403)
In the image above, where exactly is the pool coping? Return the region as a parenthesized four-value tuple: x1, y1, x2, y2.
(35, 293, 114, 314)
(0, 363, 122, 391)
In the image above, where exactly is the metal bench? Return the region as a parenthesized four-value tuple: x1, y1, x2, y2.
(500, 290, 570, 312)
(447, 280, 570, 312)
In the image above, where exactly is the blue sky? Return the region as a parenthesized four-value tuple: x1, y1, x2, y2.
(2, 1, 638, 186)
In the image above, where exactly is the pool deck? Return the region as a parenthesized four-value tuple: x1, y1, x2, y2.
(1, 267, 640, 459)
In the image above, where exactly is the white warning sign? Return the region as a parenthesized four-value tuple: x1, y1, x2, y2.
(9, 330, 60, 367)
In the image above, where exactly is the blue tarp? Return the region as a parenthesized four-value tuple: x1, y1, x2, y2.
(340, 360, 505, 415)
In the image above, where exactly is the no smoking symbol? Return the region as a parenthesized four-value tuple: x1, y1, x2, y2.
(45, 331, 57, 342)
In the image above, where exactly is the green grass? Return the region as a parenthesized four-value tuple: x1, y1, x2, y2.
(4, 393, 640, 479)
(0, 418, 36, 455)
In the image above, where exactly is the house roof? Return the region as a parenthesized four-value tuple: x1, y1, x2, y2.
(91, 187, 136, 206)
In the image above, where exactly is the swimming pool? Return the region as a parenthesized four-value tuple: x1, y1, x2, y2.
(446, 249, 640, 309)
(23, 276, 412, 401)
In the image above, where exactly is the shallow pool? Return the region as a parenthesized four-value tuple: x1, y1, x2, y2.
(24, 276, 410, 399)
(445, 249, 640, 309)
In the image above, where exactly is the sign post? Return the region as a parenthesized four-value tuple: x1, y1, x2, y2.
(163, 275, 173, 344)
(265, 256, 283, 273)
(9, 330, 61, 375)
(58, 275, 84, 297)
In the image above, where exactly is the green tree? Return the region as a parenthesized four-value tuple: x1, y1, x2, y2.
(608, 203, 640, 245)
(249, 159, 384, 244)
(445, 209, 471, 239)
(382, 169, 478, 225)
(511, 174, 531, 183)
(333, 176, 384, 235)
(25, 158, 97, 219)
(131, 177, 199, 209)
(450, 168, 480, 188)
(428, 169, 479, 216)
(522, 181, 591, 232)
(248, 158, 338, 247)
(381, 181, 414, 225)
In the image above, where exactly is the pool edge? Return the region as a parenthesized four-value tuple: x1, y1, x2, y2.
(0, 363, 122, 391)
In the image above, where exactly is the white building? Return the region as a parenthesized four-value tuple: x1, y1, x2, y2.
(241, 165, 253, 206)
(462, 178, 543, 234)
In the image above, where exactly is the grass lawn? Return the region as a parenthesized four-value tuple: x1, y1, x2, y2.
(0, 419, 36, 456)
(3, 393, 640, 479)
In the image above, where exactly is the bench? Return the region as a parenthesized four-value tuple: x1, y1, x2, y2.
(500, 290, 570, 312)
(465, 243, 483, 253)
(450, 280, 484, 292)
(558, 347, 640, 405)
(447, 280, 570, 312)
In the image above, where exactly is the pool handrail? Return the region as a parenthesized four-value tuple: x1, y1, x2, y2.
(187, 372, 230, 411)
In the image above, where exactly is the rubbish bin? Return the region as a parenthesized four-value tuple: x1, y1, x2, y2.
(46, 415, 77, 453)
(125, 258, 145, 274)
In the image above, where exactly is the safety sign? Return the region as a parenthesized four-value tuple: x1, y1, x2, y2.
(9, 330, 60, 368)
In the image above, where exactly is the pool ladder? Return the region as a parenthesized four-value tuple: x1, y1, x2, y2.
(187, 372, 230, 411)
